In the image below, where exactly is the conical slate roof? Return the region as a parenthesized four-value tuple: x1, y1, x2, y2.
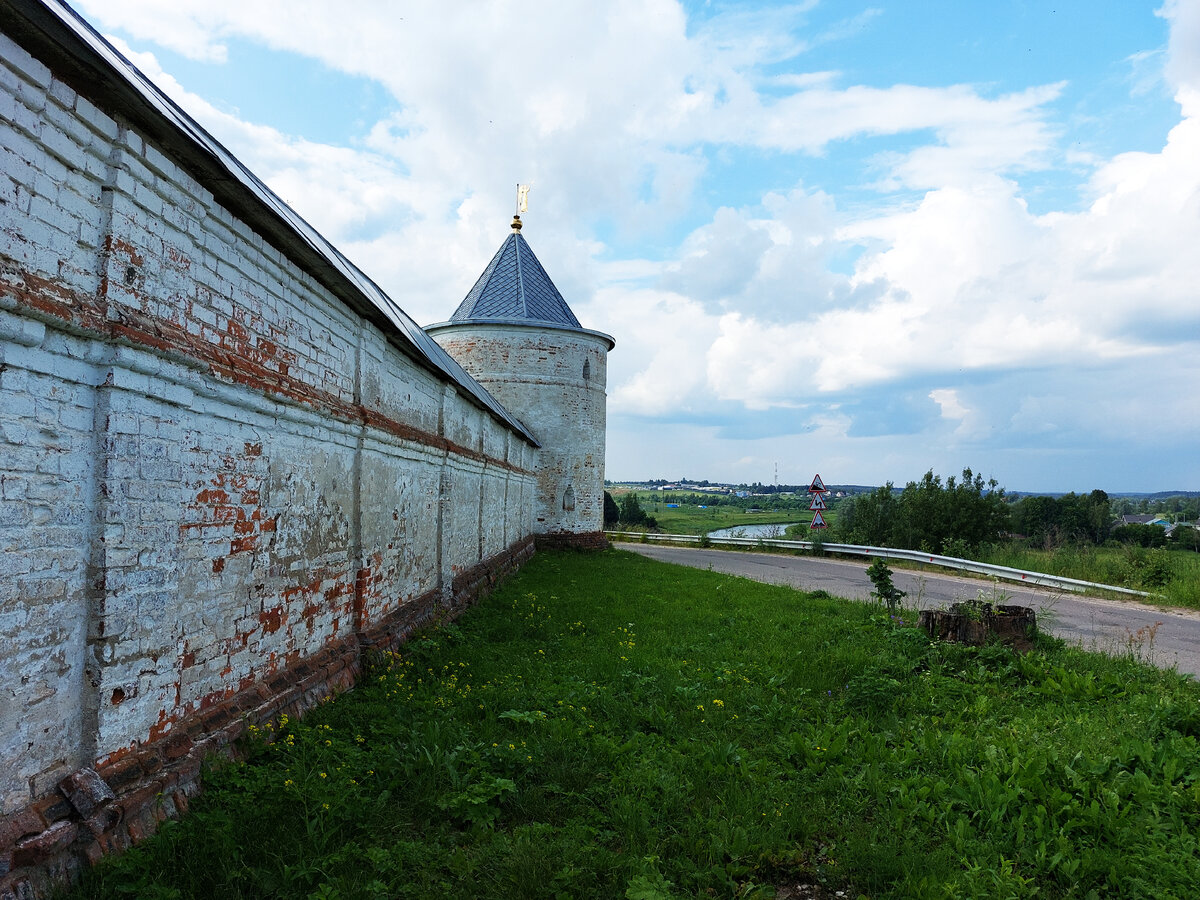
(448, 221, 583, 329)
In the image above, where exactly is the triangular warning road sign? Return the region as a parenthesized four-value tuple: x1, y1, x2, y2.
(810, 511, 828, 529)
(809, 493, 827, 511)
(808, 474, 827, 494)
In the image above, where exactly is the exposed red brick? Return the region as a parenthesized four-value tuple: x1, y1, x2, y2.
(28, 797, 70, 828)
(162, 735, 193, 762)
(82, 806, 121, 840)
(12, 822, 78, 868)
(1, 266, 531, 477)
(95, 759, 141, 793)
(258, 605, 284, 635)
(0, 810, 47, 851)
(57, 770, 115, 819)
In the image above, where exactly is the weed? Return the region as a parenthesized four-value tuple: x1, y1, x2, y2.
(867, 558, 906, 612)
(1122, 620, 1162, 663)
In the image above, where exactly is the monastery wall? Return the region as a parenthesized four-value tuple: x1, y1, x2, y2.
(0, 14, 536, 893)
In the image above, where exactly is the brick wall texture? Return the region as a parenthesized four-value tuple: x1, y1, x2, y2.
(0, 16, 599, 895)
(429, 323, 610, 537)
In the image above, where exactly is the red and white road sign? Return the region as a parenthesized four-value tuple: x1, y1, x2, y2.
(809, 493, 827, 511)
(808, 474, 827, 494)
(810, 510, 828, 529)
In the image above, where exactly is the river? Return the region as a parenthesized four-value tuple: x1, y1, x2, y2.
(705, 522, 801, 538)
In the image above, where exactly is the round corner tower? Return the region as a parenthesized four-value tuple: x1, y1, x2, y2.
(426, 216, 614, 545)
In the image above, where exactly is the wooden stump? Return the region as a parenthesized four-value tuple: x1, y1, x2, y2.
(919, 602, 1036, 650)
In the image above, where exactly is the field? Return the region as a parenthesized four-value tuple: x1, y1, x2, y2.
(70, 549, 1200, 899)
(610, 489, 823, 535)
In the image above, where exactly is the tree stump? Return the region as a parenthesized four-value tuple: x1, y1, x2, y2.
(919, 601, 1036, 650)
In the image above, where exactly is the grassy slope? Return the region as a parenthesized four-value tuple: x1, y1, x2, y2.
(70, 550, 1200, 900)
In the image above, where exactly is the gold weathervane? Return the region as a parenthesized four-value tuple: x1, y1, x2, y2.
(513, 183, 530, 231)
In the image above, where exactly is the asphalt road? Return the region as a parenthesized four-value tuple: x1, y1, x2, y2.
(622, 544, 1200, 678)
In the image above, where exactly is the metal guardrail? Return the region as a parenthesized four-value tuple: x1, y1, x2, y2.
(605, 531, 1155, 599)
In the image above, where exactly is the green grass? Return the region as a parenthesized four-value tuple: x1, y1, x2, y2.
(975, 543, 1200, 608)
(68, 550, 1200, 899)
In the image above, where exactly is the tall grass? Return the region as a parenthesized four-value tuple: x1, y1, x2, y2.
(68, 549, 1200, 899)
(978, 542, 1200, 607)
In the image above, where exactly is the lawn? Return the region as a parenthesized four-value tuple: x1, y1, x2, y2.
(69, 549, 1200, 899)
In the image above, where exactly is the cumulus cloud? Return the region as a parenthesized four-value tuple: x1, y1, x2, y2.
(657, 188, 860, 323)
(694, 100, 1200, 409)
(75, 0, 235, 61)
(594, 287, 719, 418)
(1161, 0, 1200, 96)
(72, 0, 1200, 489)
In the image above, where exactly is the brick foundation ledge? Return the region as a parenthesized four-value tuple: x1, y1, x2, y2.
(534, 531, 609, 551)
(0, 536, 535, 900)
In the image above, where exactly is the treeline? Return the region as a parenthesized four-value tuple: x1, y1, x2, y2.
(1008, 490, 1112, 546)
(835, 468, 1008, 555)
(1111, 495, 1200, 519)
(836, 472, 1198, 554)
(1010, 490, 1198, 551)
(604, 491, 658, 530)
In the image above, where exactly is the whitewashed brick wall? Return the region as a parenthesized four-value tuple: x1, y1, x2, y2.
(428, 323, 610, 536)
(0, 22, 536, 822)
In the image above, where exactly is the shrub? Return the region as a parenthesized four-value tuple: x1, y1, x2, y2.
(1112, 522, 1168, 548)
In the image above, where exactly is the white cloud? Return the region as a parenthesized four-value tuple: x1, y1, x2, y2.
(1160, 0, 1200, 94)
(596, 287, 719, 417)
(659, 188, 849, 322)
(72, 0, 1200, 489)
(930, 389, 968, 421)
(76, 0, 233, 61)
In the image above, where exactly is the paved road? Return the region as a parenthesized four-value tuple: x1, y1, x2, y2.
(622, 544, 1200, 678)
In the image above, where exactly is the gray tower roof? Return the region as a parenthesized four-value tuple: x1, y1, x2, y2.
(447, 218, 583, 329)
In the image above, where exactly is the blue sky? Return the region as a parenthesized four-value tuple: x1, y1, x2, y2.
(73, 0, 1200, 492)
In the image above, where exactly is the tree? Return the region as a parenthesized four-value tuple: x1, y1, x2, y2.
(837, 468, 1008, 554)
(618, 493, 657, 530)
(1011, 490, 1112, 547)
(603, 491, 620, 528)
(1013, 494, 1060, 547)
(838, 484, 896, 546)
(1112, 523, 1167, 548)
(1083, 490, 1112, 543)
(892, 468, 1008, 553)
(1168, 526, 1200, 552)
